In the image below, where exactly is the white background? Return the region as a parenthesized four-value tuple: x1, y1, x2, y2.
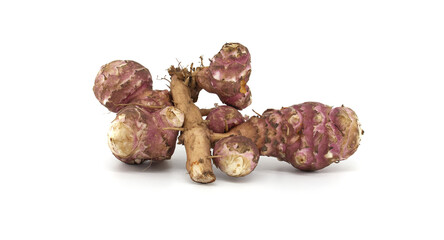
(1, 0, 443, 239)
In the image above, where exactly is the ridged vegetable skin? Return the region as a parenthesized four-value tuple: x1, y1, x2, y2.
(227, 102, 362, 171)
(107, 106, 184, 164)
(206, 105, 245, 133)
(93, 60, 153, 112)
(196, 43, 252, 109)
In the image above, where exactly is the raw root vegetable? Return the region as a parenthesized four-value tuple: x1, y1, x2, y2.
(206, 105, 245, 133)
(108, 105, 184, 164)
(196, 43, 252, 109)
(214, 102, 362, 171)
(93, 60, 153, 112)
(94, 42, 363, 184)
(213, 136, 259, 177)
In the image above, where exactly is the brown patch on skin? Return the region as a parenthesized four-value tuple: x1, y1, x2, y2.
(240, 80, 247, 94)
(227, 141, 251, 153)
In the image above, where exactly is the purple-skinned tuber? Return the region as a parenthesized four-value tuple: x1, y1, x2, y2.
(206, 105, 245, 133)
(214, 102, 362, 171)
(213, 136, 259, 177)
(196, 43, 252, 109)
(107, 105, 184, 164)
(93, 60, 153, 112)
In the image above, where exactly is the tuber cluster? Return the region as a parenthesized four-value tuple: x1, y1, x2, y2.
(93, 42, 363, 184)
(94, 60, 183, 164)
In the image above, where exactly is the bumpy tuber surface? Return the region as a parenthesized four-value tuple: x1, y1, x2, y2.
(213, 136, 259, 177)
(206, 105, 245, 133)
(212, 102, 362, 171)
(196, 43, 252, 109)
(93, 60, 153, 112)
(108, 105, 184, 164)
(129, 89, 173, 112)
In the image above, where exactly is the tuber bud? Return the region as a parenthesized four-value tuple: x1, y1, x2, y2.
(93, 60, 153, 112)
(213, 136, 259, 177)
(107, 105, 184, 164)
(206, 105, 245, 133)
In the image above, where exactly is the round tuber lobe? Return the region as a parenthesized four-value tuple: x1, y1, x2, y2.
(213, 136, 259, 177)
(108, 105, 184, 164)
(206, 105, 245, 133)
(93, 60, 173, 112)
(93, 60, 153, 112)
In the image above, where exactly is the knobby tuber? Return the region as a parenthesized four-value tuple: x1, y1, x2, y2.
(93, 60, 154, 112)
(212, 102, 362, 171)
(93, 42, 363, 184)
(196, 43, 252, 109)
(213, 136, 259, 177)
(206, 105, 245, 133)
(108, 105, 184, 164)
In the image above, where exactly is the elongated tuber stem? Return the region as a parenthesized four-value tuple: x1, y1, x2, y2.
(170, 71, 216, 183)
(210, 132, 232, 143)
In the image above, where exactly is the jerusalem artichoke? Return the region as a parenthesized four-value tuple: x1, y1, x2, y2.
(93, 60, 153, 112)
(108, 105, 184, 164)
(206, 105, 245, 133)
(213, 136, 259, 177)
(93, 42, 363, 184)
(213, 102, 362, 171)
(196, 43, 252, 109)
